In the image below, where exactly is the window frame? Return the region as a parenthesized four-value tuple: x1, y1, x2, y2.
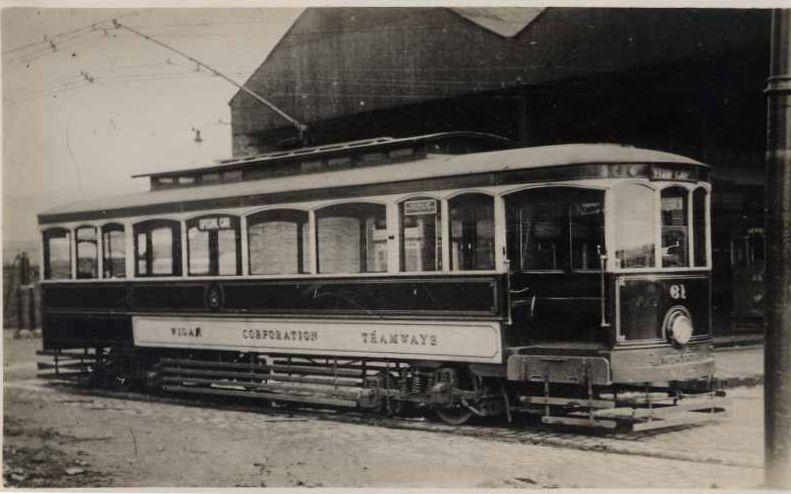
(314, 201, 389, 274)
(448, 192, 496, 272)
(133, 219, 182, 277)
(660, 185, 691, 268)
(514, 187, 606, 273)
(42, 227, 72, 280)
(609, 182, 710, 272)
(246, 208, 310, 276)
(75, 225, 99, 279)
(398, 196, 442, 273)
(185, 214, 242, 277)
(101, 223, 127, 279)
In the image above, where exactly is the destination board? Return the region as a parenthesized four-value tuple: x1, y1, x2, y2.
(133, 316, 502, 363)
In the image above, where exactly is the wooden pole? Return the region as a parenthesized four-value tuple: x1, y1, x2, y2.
(764, 8, 791, 489)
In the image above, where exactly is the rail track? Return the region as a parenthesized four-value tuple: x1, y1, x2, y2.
(22, 377, 758, 471)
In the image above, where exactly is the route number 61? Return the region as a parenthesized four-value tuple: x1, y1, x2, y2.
(669, 284, 687, 300)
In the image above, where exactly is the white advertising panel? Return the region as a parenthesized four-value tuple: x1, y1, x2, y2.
(133, 316, 502, 364)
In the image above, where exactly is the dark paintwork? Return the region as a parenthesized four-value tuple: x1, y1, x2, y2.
(41, 275, 504, 348)
(616, 273, 711, 343)
(42, 314, 132, 350)
(42, 275, 504, 317)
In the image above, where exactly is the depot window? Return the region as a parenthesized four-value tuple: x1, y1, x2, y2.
(247, 209, 310, 275)
(316, 203, 388, 274)
(101, 223, 126, 278)
(187, 215, 241, 276)
(613, 184, 656, 269)
(133, 219, 181, 277)
(75, 226, 99, 279)
(400, 198, 441, 272)
(661, 187, 689, 267)
(42, 227, 71, 280)
(449, 193, 495, 271)
(511, 188, 604, 271)
(693, 187, 708, 267)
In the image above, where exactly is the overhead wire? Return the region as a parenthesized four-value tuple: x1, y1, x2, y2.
(2, 10, 141, 56)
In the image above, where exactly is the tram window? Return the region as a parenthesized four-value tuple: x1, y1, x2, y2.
(316, 203, 387, 274)
(661, 187, 689, 267)
(248, 210, 310, 275)
(613, 184, 656, 268)
(449, 193, 495, 271)
(134, 220, 181, 277)
(75, 226, 98, 279)
(101, 223, 126, 278)
(187, 215, 241, 276)
(43, 228, 71, 280)
(513, 189, 603, 271)
(519, 200, 564, 270)
(570, 199, 604, 270)
(400, 198, 441, 272)
(693, 188, 708, 267)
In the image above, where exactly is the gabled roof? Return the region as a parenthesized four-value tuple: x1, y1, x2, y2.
(450, 7, 544, 38)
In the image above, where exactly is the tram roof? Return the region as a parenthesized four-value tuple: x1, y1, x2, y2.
(39, 143, 705, 223)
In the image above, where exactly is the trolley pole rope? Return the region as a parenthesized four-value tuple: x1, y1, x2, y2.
(112, 19, 308, 139)
(764, 8, 791, 490)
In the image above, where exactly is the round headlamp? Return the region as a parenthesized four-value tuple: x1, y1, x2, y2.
(664, 307, 693, 345)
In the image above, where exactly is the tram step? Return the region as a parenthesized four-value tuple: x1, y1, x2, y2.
(540, 416, 618, 429)
(162, 384, 359, 408)
(159, 366, 362, 386)
(518, 395, 615, 409)
(594, 398, 729, 419)
(630, 410, 729, 432)
(37, 361, 93, 370)
(159, 359, 364, 377)
(161, 376, 365, 400)
(36, 350, 98, 359)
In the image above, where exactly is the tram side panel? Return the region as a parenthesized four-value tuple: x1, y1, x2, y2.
(40, 275, 509, 364)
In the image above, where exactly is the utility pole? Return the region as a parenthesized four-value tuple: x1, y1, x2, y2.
(764, 8, 791, 489)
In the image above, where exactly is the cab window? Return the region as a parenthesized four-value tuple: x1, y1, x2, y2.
(661, 187, 689, 267)
(613, 184, 656, 269)
(508, 188, 604, 271)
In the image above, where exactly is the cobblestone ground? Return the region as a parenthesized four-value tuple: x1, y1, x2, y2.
(2, 335, 765, 488)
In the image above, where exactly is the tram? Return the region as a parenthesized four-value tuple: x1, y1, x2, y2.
(37, 132, 725, 431)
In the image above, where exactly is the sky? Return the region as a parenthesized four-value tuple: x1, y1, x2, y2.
(1, 7, 302, 258)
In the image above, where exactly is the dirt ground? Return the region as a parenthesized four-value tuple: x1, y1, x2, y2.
(2, 334, 766, 488)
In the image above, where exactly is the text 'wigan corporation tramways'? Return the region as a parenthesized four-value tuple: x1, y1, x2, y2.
(132, 316, 502, 363)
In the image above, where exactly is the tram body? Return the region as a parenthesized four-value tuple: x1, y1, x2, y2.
(37, 132, 723, 430)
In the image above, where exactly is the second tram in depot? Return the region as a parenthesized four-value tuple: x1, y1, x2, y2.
(37, 132, 725, 431)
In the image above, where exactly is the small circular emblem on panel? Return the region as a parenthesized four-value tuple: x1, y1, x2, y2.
(205, 284, 223, 311)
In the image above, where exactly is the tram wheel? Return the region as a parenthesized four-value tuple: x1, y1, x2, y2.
(433, 403, 474, 425)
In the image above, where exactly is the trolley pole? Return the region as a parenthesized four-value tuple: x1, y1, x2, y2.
(764, 8, 791, 489)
